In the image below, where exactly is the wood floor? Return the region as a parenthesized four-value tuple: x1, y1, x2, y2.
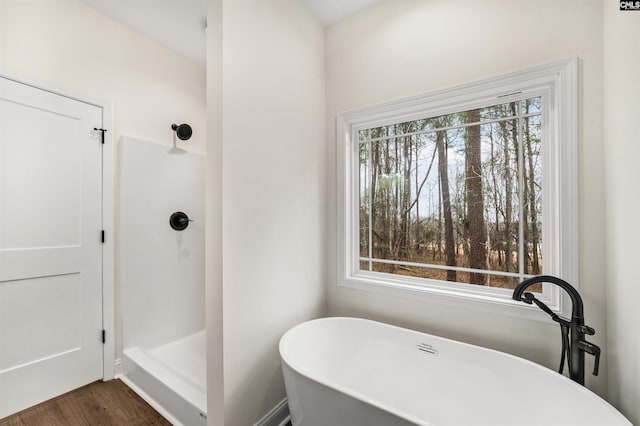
(0, 379, 171, 426)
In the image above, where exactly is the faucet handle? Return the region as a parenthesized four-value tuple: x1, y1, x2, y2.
(521, 292, 535, 304)
(578, 324, 596, 335)
(577, 340, 601, 376)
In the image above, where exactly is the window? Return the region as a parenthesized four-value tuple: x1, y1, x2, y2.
(337, 58, 578, 319)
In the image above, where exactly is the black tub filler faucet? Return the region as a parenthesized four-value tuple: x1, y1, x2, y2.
(512, 275, 600, 386)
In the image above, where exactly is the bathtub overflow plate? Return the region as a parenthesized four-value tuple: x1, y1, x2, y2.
(417, 343, 438, 356)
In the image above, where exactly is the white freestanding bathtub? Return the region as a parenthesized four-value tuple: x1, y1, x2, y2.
(279, 317, 631, 426)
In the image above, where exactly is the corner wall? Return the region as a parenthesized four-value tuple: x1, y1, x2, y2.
(326, 0, 607, 395)
(221, 1, 327, 424)
(604, 0, 640, 423)
(206, 1, 224, 424)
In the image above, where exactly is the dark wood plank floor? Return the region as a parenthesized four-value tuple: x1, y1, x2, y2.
(0, 379, 170, 426)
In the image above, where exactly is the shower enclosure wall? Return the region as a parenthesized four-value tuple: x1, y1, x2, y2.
(118, 136, 206, 426)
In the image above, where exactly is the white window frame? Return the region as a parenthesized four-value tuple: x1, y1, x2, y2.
(336, 57, 578, 321)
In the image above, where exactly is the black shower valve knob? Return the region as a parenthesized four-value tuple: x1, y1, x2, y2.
(170, 211, 193, 231)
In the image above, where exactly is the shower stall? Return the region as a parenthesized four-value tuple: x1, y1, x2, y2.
(117, 136, 206, 426)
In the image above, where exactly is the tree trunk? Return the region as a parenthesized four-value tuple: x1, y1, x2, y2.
(466, 109, 486, 285)
(436, 124, 456, 281)
(522, 157, 531, 275)
(501, 119, 513, 272)
(489, 127, 502, 269)
(371, 138, 379, 259)
(437, 167, 443, 261)
(524, 111, 541, 274)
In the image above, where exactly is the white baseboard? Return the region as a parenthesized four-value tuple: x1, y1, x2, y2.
(254, 398, 290, 426)
(117, 373, 185, 426)
(115, 356, 289, 426)
(113, 357, 123, 376)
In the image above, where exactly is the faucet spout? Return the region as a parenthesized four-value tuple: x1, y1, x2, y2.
(513, 275, 583, 321)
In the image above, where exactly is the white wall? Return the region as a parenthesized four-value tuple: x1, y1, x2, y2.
(119, 137, 205, 351)
(221, 0, 327, 424)
(206, 0, 224, 424)
(326, 0, 608, 395)
(0, 0, 206, 362)
(604, 0, 640, 424)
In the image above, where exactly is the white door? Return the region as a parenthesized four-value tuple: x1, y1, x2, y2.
(0, 76, 103, 418)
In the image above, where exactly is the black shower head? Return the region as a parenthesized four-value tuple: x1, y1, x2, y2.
(171, 123, 193, 141)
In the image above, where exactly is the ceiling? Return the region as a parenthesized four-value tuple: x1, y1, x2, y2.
(80, 0, 208, 66)
(79, 0, 382, 67)
(303, 0, 383, 25)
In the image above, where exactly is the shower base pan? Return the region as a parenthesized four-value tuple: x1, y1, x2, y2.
(119, 330, 206, 426)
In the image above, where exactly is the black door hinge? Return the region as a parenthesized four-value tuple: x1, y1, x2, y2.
(94, 127, 107, 144)
(102, 330, 106, 344)
(101, 230, 105, 243)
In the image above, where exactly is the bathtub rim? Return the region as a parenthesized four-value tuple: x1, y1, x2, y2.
(279, 316, 629, 426)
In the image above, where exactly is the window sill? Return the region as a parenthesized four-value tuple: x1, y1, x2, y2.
(338, 272, 560, 323)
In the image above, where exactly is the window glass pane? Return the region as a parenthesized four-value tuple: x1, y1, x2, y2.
(369, 261, 456, 282)
(358, 98, 542, 289)
(359, 143, 370, 258)
(483, 119, 520, 278)
(397, 112, 466, 133)
(476, 273, 521, 290)
(367, 261, 525, 289)
(523, 113, 542, 275)
(369, 138, 402, 261)
(479, 101, 518, 121)
(359, 101, 524, 142)
(359, 260, 370, 271)
(523, 96, 542, 115)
